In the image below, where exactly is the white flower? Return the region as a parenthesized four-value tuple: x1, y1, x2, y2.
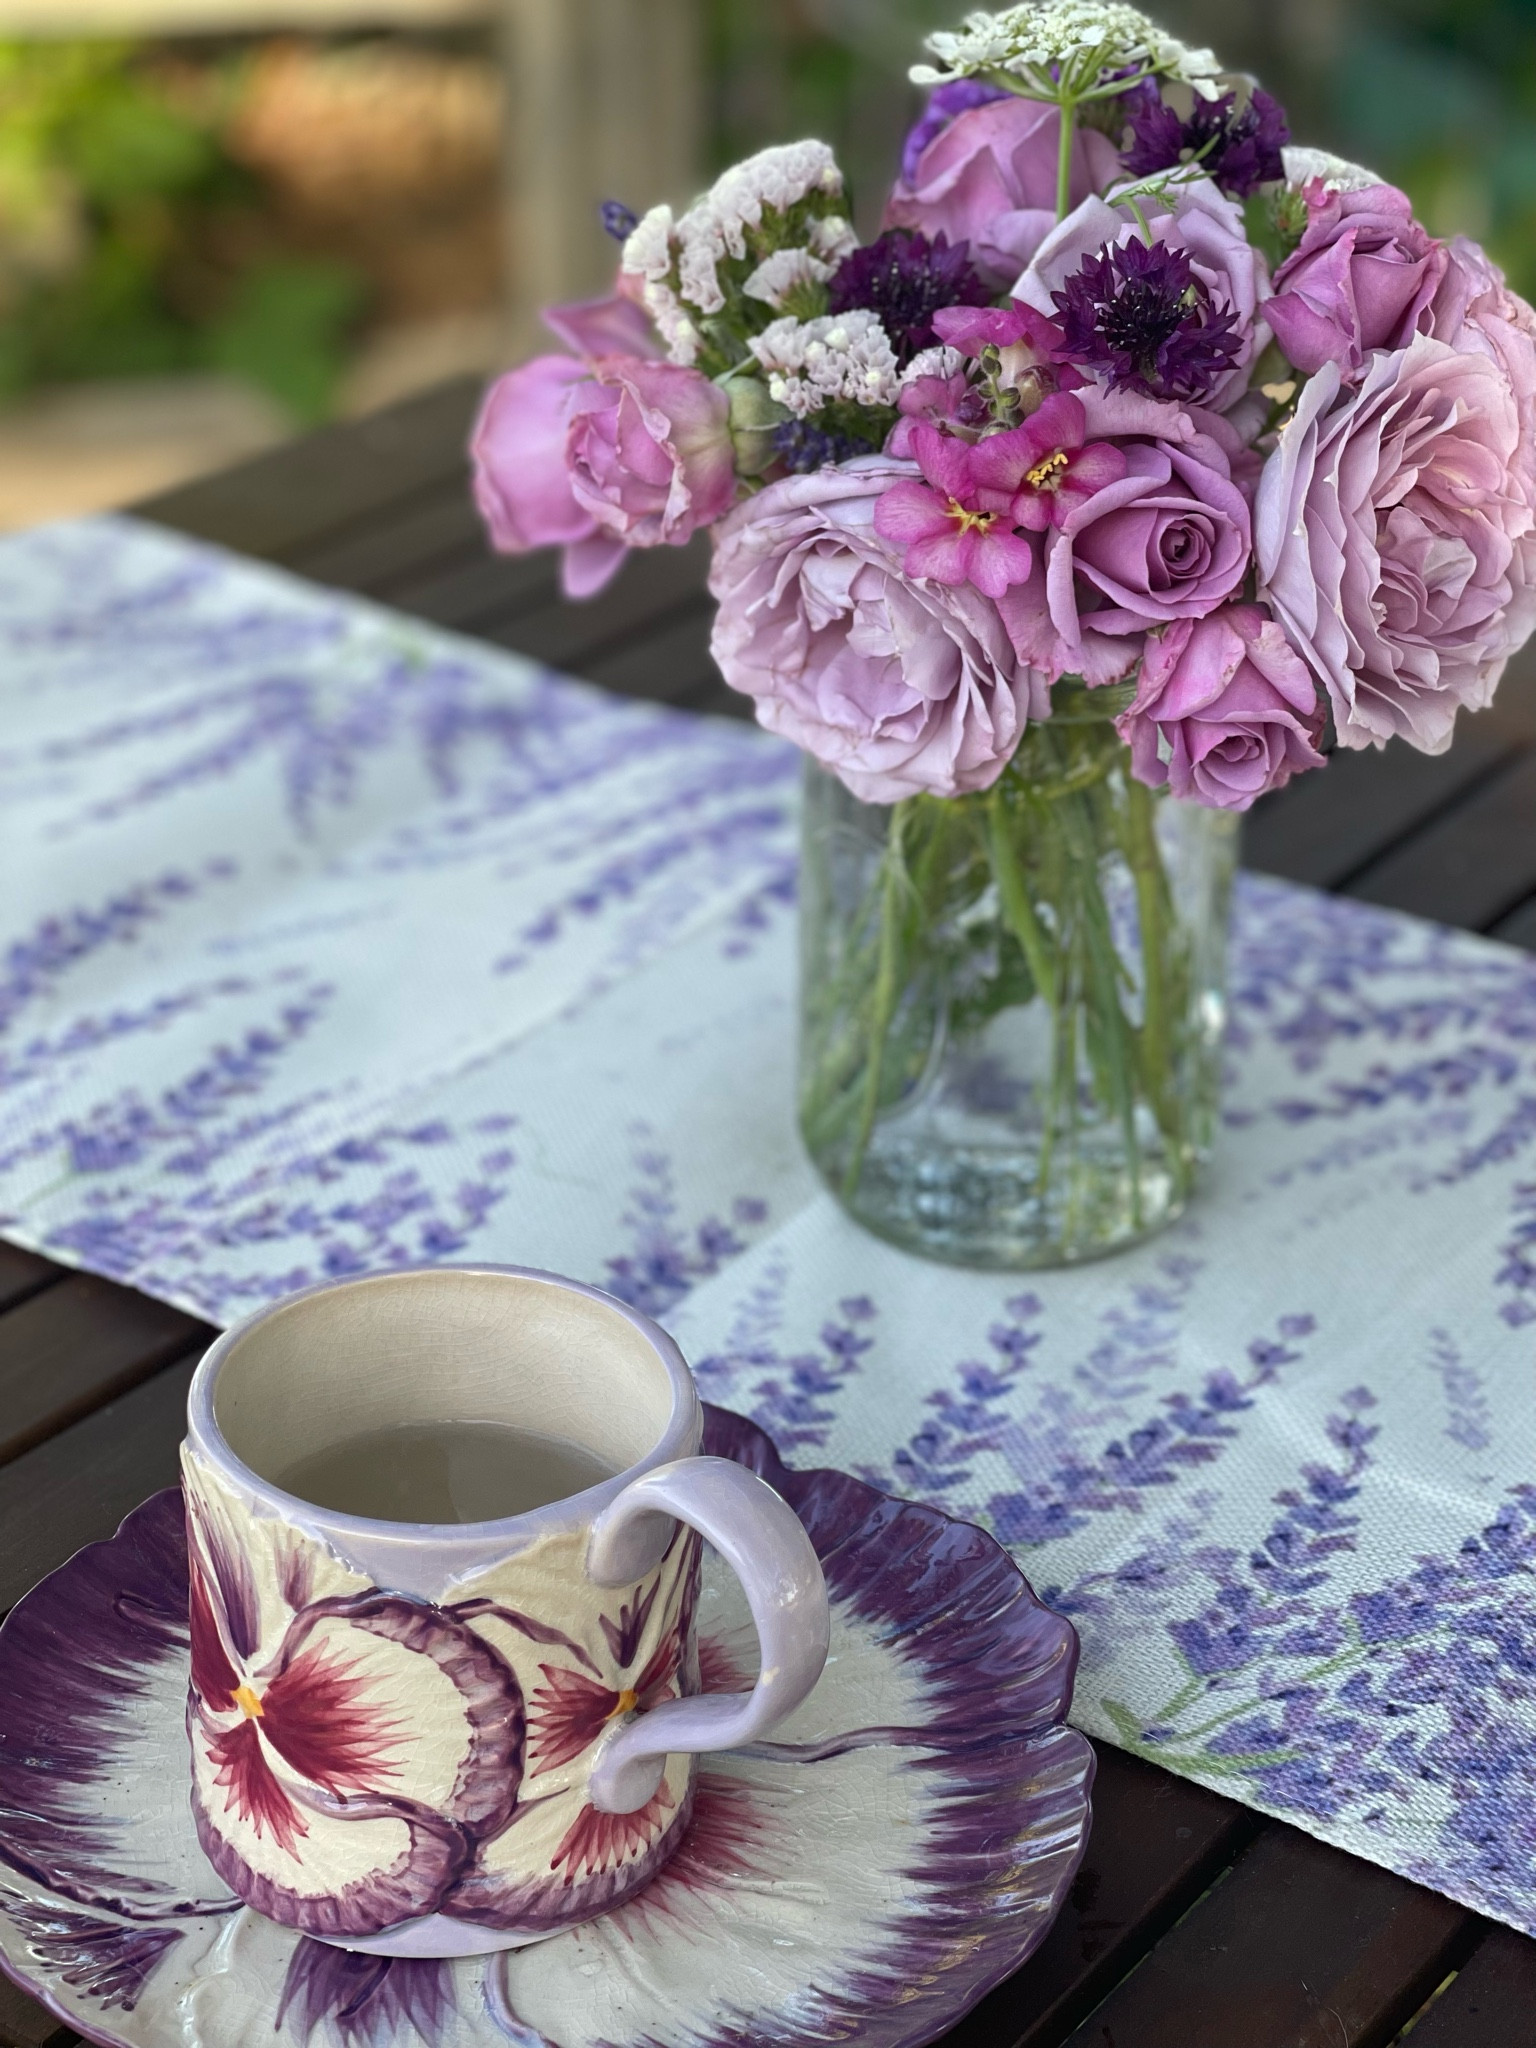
(667, 142, 846, 319)
(1281, 144, 1382, 195)
(901, 345, 967, 385)
(744, 247, 836, 308)
(808, 214, 859, 262)
(912, 3, 1224, 99)
(748, 310, 901, 418)
(620, 203, 676, 282)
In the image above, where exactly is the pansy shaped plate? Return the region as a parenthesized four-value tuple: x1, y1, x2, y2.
(0, 1407, 1093, 2048)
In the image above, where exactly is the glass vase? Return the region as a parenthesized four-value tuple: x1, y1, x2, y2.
(798, 683, 1238, 1269)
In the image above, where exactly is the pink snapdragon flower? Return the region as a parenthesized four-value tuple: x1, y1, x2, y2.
(1117, 604, 1326, 810)
(873, 424, 1034, 600)
(967, 392, 1127, 532)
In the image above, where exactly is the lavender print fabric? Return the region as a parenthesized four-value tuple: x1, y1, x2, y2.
(4, 517, 1536, 1936)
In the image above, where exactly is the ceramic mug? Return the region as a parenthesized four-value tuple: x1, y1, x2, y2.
(180, 1263, 830, 1958)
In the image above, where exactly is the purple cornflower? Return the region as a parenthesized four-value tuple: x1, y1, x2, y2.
(1120, 82, 1289, 200)
(771, 419, 874, 473)
(828, 228, 991, 363)
(1053, 238, 1243, 402)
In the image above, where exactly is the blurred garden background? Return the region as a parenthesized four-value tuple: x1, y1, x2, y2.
(0, 0, 1530, 529)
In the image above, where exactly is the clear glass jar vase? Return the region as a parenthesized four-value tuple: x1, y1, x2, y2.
(798, 683, 1238, 1269)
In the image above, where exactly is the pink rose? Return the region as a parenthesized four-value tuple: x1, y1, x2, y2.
(1266, 182, 1447, 378)
(471, 356, 624, 599)
(884, 97, 1122, 291)
(1256, 332, 1536, 752)
(1430, 237, 1536, 543)
(1018, 179, 1270, 412)
(542, 289, 664, 361)
(708, 457, 1049, 803)
(567, 357, 736, 550)
(1117, 605, 1325, 810)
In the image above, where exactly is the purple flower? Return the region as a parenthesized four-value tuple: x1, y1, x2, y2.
(900, 79, 1011, 185)
(772, 418, 876, 473)
(827, 228, 990, 362)
(1020, 181, 1270, 412)
(707, 456, 1048, 803)
(1266, 182, 1447, 378)
(1120, 82, 1289, 200)
(1117, 603, 1326, 811)
(1052, 237, 1244, 403)
(873, 425, 1035, 600)
(566, 356, 737, 548)
(1256, 332, 1536, 752)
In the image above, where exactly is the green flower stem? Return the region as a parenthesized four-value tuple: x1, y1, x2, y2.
(841, 800, 910, 1199)
(1124, 773, 1174, 1139)
(986, 782, 1058, 1011)
(1055, 96, 1077, 223)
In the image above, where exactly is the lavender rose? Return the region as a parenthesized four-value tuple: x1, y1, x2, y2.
(567, 357, 736, 550)
(1118, 605, 1325, 810)
(1266, 182, 1447, 378)
(885, 96, 1122, 292)
(708, 457, 1048, 803)
(1257, 331, 1536, 752)
(1018, 179, 1270, 412)
(471, 355, 623, 598)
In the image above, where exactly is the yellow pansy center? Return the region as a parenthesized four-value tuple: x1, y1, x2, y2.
(610, 1688, 640, 1718)
(1026, 449, 1070, 493)
(233, 1683, 265, 1720)
(944, 498, 995, 533)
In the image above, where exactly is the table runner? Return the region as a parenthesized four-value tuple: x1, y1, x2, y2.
(4, 516, 1536, 1937)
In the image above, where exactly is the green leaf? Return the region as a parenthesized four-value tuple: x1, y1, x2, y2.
(202, 259, 364, 422)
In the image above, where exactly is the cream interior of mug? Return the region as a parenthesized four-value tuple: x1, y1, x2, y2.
(210, 1270, 677, 1490)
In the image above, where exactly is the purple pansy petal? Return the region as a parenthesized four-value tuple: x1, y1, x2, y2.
(277, 1939, 456, 2048)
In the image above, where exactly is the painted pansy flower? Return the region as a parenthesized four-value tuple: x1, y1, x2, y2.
(185, 1500, 525, 1940)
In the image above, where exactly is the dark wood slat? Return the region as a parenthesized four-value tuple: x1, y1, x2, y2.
(1059, 1823, 1468, 2048)
(1395, 1924, 1536, 2045)
(473, 535, 712, 665)
(285, 483, 495, 598)
(0, 1358, 196, 1617)
(0, 1246, 64, 1317)
(577, 603, 723, 707)
(1243, 722, 1520, 892)
(377, 547, 559, 638)
(1347, 749, 1536, 931)
(1490, 896, 1536, 952)
(0, 1275, 210, 1468)
(0, 1972, 75, 2048)
(136, 377, 483, 566)
(941, 1747, 1262, 2048)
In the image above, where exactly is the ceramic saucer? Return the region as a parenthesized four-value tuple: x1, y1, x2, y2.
(0, 1406, 1093, 2048)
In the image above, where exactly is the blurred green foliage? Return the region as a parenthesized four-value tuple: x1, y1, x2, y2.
(0, 39, 363, 418)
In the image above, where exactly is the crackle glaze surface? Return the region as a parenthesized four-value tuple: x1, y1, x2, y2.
(0, 1409, 1092, 2048)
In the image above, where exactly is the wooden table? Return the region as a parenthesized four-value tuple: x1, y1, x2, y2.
(3, 376, 1536, 2048)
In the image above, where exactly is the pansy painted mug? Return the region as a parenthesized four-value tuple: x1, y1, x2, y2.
(180, 1264, 830, 1957)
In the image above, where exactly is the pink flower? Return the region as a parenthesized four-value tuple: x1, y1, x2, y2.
(884, 97, 1122, 291)
(708, 456, 1048, 803)
(567, 356, 736, 550)
(1256, 331, 1536, 752)
(873, 424, 1034, 599)
(1266, 183, 1446, 379)
(470, 356, 625, 599)
(1430, 236, 1536, 548)
(527, 1628, 683, 1775)
(1018, 179, 1269, 413)
(965, 391, 1127, 531)
(542, 289, 664, 361)
(1117, 605, 1325, 810)
(889, 352, 985, 454)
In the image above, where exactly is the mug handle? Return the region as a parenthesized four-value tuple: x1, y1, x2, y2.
(584, 1455, 831, 1815)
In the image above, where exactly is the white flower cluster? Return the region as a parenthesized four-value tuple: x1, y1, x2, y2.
(1281, 144, 1381, 195)
(913, 3, 1223, 98)
(749, 311, 902, 418)
(621, 143, 847, 363)
(744, 248, 835, 309)
(902, 345, 967, 385)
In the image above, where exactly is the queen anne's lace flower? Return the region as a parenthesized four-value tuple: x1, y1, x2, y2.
(1281, 144, 1381, 195)
(749, 311, 902, 417)
(913, 3, 1223, 99)
(744, 247, 835, 308)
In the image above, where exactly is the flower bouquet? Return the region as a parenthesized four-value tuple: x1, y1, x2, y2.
(471, 1, 1536, 1270)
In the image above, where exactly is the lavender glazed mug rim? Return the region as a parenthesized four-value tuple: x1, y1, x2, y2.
(184, 1261, 701, 1551)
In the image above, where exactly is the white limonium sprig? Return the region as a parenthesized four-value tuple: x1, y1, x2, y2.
(913, 3, 1224, 221)
(744, 247, 836, 312)
(621, 142, 849, 370)
(749, 311, 902, 418)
